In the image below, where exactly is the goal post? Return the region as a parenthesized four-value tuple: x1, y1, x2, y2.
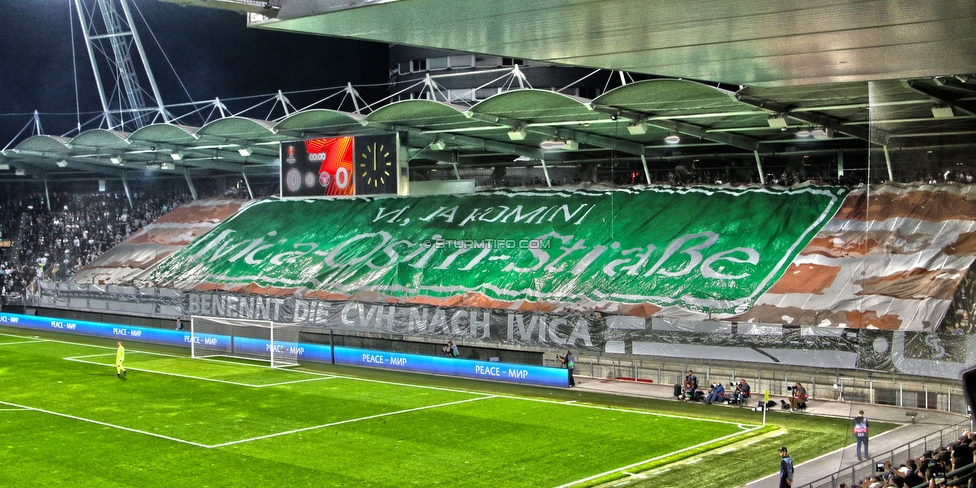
(190, 316, 301, 368)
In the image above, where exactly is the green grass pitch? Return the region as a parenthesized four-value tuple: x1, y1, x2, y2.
(0, 328, 866, 487)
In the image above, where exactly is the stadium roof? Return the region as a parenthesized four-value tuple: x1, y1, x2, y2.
(253, 0, 976, 88)
(2, 0, 974, 184)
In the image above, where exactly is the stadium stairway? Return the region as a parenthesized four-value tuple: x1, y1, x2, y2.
(573, 376, 968, 488)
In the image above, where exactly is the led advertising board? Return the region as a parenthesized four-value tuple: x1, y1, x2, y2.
(0, 312, 565, 388)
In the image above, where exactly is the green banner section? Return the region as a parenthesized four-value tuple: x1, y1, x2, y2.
(149, 185, 848, 313)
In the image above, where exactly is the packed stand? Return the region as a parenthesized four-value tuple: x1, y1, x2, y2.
(0, 191, 191, 300)
(849, 428, 976, 488)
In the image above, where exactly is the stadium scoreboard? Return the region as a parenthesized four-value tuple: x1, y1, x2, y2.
(280, 133, 402, 197)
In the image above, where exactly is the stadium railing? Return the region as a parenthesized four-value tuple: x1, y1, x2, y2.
(796, 418, 970, 488)
(572, 357, 969, 416)
(910, 461, 976, 488)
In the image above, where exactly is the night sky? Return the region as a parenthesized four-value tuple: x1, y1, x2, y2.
(0, 1, 389, 145)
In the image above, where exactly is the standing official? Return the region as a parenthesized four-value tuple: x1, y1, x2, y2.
(779, 446, 794, 487)
(853, 410, 869, 461)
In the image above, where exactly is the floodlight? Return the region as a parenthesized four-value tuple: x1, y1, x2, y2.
(507, 129, 527, 141)
(110, 157, 122, 165)
(931, 105, 954, 118)
(767, 113, 789, 128)
(238, 147, 252, 157)
(626, 121, 648, 135)
(170, 151, 183, 161)
(429, 139, 447, 151)
(664, 132, 680, 144)
(56, 160, 68, 168)
(540, 140, 578, 151)
(811, 127, 834, 139)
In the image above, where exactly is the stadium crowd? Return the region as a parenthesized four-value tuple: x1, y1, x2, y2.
(848, 428, 976, 488)
(0, 191, 191, 299)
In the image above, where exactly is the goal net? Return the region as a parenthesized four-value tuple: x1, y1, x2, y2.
(190, 316, 301, 368)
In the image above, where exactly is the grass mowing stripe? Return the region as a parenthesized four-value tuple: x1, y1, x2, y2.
(1, 392, 496, 450)
(209, 394, 498, 448)
(13, 332, 495, 396)
(491, 392, 760, 430)
(63, 354, 338, 388)
(0, 400, 210, 448)
(8, 327, 839, 487)
(306, 367, 760, 430)
(747, 423, 915, 487)
(555, 423, 765, 488)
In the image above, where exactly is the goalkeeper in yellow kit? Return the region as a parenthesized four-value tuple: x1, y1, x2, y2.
(116, 341, 126, 378)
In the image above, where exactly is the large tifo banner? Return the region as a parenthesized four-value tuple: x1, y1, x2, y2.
(149, 186, 847, 314)
(0, 312, 568, 388)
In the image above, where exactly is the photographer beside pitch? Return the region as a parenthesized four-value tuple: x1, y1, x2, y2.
(788, 382, 808, 412)
(731, 379, 751, 405)
(441, 341, 459, 358)
(705, 381, 726, 404)
(556, 351, 576, 387)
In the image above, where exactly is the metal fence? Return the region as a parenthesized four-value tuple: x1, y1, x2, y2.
(797, 418, 971, 488)
(575, 357, 969, 415)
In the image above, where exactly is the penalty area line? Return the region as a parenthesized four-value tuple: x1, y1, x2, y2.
(554, 424, 765, 488)
(62, 356, 336, 388)
(0, 400, 210, 448)
(210, 395, 498, 448)
(0, 339, 47, 346)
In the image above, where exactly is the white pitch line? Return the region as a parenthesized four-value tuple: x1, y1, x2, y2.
(209, 395, 498, 448)
(0, 330, 743, 424)
(0, 400, 210, 448)
(0, 339, 46, 346)
(744, 424, 913, 487)
(554, 424, 765, 488)
(0, 332, 37, 339)
(11, 328, 759, 435)
(62, 356, 336, 388)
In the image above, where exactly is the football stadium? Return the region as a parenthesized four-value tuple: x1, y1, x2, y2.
(2, 2, 976, 487)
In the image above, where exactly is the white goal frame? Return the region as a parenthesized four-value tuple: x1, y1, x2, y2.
(189, 316, 301, 368)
